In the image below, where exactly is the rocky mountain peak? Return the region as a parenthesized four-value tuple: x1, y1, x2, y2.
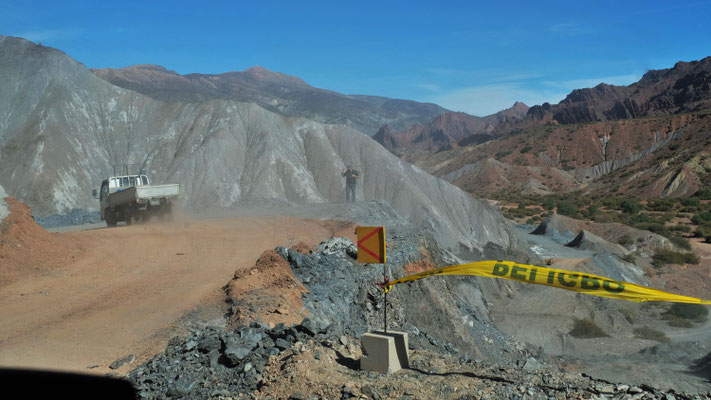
(373, 124, 395, 150)
(520, 56, 711, 126)
(380, 102, 533, 160)
(125, 64, 173, 73)
(511, 101, 528, 109)
(240, 65, 309, 87)
(499, 101, 529, 119)
(561, 83, 628, 105)
(432, 111, 471, 123)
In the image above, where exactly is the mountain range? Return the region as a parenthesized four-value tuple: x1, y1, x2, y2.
(527, 58, 711, 124)
(379, 57, 711, 198)
(92, 64, 447, 135)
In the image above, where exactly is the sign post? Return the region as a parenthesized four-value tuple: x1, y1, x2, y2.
(357, 226, 387, 331)
(356, 226, 408, 374)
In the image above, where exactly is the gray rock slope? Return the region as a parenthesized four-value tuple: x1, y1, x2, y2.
(0, 35, 520, 255)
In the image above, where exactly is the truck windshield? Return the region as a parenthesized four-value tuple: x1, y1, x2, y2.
(142, 176, 148, 185)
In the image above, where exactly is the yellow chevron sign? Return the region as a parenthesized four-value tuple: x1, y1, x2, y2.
(357, 226, 386, 264)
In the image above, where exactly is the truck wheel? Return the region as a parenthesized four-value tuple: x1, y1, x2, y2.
(105, 213, 117, 227)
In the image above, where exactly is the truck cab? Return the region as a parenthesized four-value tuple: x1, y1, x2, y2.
(98, 175, 149, 214)
(101, 175, 150, 195)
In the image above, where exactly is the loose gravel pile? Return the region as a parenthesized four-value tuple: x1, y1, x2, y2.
(277, 231, 524, 364)
(35, 208, 101, 228)
(129, 320, 335, 399)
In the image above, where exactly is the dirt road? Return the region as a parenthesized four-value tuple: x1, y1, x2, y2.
(0, 216, 354, 375)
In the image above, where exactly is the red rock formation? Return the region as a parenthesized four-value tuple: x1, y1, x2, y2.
(382, 103, 529, 160)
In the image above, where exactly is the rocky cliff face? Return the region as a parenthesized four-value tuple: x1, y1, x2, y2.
(0, 34, 521, 255)
(375, 103, 529, 161)
(371, 124, 397, 152)
(527, 57, 711, 125)
(400, 57, 711, 198)
(92, 64, 448, 135)
(421, 109, 711, 198)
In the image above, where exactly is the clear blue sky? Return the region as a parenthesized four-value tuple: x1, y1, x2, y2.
(3, 0, 710, 116)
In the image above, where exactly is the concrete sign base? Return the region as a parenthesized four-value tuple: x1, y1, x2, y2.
(360, 331, 409, 373)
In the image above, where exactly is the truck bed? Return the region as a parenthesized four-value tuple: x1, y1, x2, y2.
(108, 184, 180, 207)
(135, 184, 180, 200)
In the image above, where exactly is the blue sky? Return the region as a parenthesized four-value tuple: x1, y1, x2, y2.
(3, 0, 710, 116)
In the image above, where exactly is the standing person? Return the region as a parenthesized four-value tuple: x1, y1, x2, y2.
(342, 165, 360, 202)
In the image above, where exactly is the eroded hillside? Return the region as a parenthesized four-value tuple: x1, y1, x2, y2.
(0, 34, 518, 256)
(396, 57, 711, 199)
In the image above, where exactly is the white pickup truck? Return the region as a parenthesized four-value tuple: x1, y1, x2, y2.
(93, 174, 180, 227)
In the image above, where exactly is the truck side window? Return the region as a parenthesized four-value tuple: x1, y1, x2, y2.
(122, 177, 129, 186)
(129, 177, 136, 187)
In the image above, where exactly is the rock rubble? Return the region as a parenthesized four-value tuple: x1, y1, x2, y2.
(127, 237, 710, 399)
(34, 209, 101, 229)
(128, 319, 337, 399)
(129, 321, 707, 400)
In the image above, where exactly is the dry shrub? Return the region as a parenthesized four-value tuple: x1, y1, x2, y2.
(569, 318, 609, 338)
(633, 326, 670, 343)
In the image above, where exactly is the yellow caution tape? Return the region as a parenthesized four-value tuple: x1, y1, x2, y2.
(383, 260, 711, 305)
